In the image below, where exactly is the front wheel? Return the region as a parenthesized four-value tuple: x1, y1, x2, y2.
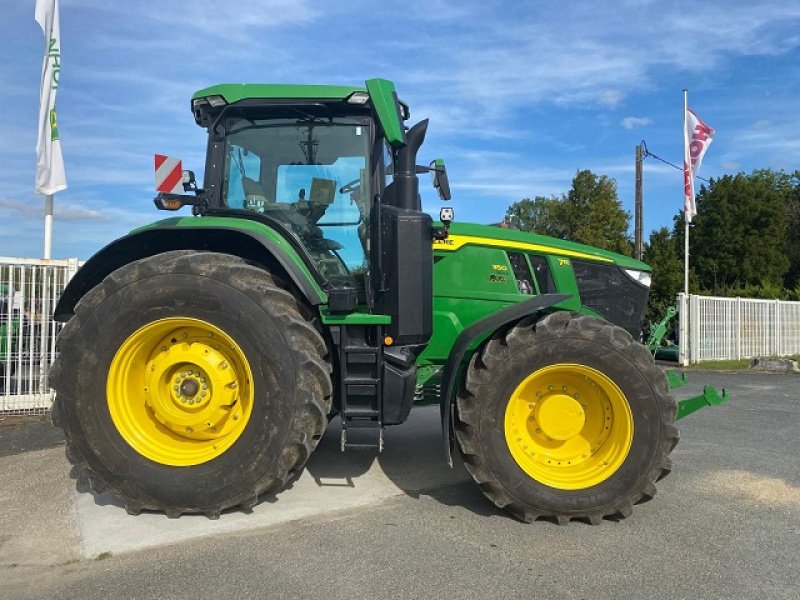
(50, 251, 332, 518)
(454, 311, 678, 524)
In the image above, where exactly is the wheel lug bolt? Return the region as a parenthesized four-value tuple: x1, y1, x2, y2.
(203, 384, 208, 390)
(188, 399, 194, 405)
(200, 392, 206, 398)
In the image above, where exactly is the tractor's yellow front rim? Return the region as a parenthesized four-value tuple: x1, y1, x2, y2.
(107, 318, 254, 466)
(504, 364, 633, 490)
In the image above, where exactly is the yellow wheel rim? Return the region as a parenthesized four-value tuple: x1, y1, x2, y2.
(504, 363, 633, 490)
(107, 317, 254, 466)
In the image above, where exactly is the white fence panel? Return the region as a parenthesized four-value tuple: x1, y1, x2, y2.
(680, 293, 800, 364)
(1, 257, 81, 414)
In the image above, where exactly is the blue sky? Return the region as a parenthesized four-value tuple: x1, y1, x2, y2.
(2, 0, 800, 259)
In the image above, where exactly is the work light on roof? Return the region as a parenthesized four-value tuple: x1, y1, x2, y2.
(206, 95, 227, 108)
(346, 92, 370, 105)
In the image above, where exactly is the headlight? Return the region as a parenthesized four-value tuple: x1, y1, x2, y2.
(623, 269, 651, 287)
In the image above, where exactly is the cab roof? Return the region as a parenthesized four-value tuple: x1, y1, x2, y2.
(192, 83, 367, 104)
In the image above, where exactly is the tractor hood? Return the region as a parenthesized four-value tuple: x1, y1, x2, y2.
(442, 222, 650, 271)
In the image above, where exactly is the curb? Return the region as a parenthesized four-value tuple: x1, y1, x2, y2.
(749, 357, 800, 373)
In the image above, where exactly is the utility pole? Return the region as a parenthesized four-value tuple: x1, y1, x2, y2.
(634, 143, 644, 260)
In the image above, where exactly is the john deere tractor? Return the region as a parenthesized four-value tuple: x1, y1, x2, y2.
(50, 78, 725, 523)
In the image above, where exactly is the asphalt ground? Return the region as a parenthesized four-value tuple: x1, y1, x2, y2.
(1, 370, 798, 599)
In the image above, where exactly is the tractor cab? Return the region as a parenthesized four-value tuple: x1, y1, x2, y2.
(188, 80, 447, 346)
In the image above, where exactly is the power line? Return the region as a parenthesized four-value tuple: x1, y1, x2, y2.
(640, 140, 709, 183)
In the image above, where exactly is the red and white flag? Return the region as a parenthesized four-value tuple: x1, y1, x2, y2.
(683, 108, 715, 222)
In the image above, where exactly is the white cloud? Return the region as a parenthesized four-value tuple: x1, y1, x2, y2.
(621, 116, 653, 130)
(0, 197, 111, 222)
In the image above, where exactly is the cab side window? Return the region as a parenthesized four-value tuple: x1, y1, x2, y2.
(508, 252, 534, 295)
(528, 255, 556, 294)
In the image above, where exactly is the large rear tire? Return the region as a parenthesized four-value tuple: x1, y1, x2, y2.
(50, 251, 332, 518)
(454, 311, 678, 524)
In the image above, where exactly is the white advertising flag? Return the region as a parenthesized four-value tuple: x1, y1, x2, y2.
(683, 108, 714, 222)
(35, 0, 67, 195)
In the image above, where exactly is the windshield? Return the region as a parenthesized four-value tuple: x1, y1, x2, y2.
(222, 116, 372, 287)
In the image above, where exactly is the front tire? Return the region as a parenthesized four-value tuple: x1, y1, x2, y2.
(454, 311, 678, 524)
(50, 251, 332, 518)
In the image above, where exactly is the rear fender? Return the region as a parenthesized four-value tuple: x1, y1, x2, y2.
(54, 222, 327, 321)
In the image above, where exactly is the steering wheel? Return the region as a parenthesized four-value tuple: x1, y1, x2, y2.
(339, 178, 360, 194)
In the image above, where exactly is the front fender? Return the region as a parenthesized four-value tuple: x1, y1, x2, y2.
(54, 217, 327, 321)
(440, 294, 571, 465)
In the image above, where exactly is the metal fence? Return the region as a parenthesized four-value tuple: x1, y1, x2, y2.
(678, 292, 800, 365)
(1, 257, 81, 414)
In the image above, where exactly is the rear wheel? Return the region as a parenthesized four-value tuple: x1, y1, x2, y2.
(50, 251, 332, 518)
(454, 311, 678, 524)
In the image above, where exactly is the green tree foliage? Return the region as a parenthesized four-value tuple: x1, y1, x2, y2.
(504, 196, 566, 238)
(505, 170, 632, 255)
(643, 227, 683, 322)
(784, 171, 800, 290)
(690, 171, 789, 292)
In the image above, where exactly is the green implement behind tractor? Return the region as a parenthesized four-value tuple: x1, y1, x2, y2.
(50, 78, 726, 523)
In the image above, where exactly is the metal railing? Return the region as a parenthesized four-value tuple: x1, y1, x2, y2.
(1, 257, 81, 414)
(678, 293, 800, 364)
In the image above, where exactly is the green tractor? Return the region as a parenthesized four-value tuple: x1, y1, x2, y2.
(51, 79, 725, 523)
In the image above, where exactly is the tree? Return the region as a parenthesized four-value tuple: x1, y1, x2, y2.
(505, 170, 632, 255)
(504, 196, 565, 238)
(784, 171, 800, 291)
(690, 172, 789, 293)
(643, 227, 683, 323)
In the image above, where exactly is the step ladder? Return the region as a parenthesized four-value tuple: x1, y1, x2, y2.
(332, 326, 385, 452)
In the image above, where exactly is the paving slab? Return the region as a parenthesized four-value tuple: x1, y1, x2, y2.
(0, 446, 80, 567)
(73, 405, 470, 558)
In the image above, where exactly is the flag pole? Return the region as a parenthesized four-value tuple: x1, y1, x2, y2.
(43, 194, 53, 259)
(683, 89, 689, 297)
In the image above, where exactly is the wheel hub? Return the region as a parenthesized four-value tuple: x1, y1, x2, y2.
(179, 378, 200, 398)
(536, 394, 585, 440)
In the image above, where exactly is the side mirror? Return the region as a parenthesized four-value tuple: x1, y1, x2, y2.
(430, 159, 451, 201)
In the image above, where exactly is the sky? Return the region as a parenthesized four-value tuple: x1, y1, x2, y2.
(2, 0, 800, 260)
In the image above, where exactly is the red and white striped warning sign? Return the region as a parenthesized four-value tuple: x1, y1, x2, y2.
(154, 154, 184, 194)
